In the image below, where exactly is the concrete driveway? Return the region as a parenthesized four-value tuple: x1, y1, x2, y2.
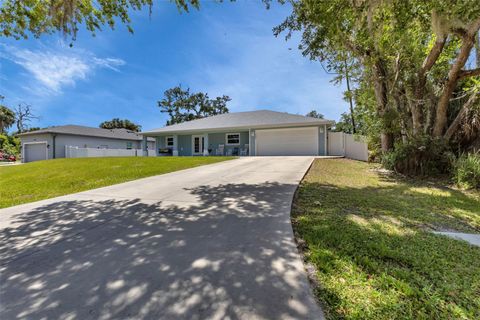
(0, 157, 323, 320)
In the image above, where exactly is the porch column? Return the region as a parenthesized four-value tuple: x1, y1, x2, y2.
(142, 136, 148, 156)
(172, 135, 179, 156)
(203, 133, 209, 156)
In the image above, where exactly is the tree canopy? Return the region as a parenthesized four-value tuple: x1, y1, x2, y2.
(0, 0, 201, 41)
(305, 110, 324, 119)
(158, 85, 230, 126)
(276, 0, 480, 172)
(99, 118, 142, 132)
(0, 97, 15, 134)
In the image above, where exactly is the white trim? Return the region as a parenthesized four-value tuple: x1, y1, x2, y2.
(22, 141, 48, 163)
(191, 135, 204, 155)
(225, 132, 240, 146)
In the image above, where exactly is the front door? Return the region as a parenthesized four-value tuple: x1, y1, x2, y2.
(192, 135, 204, 155)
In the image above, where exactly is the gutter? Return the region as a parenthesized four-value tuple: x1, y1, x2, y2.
(141, 121, 336, 136)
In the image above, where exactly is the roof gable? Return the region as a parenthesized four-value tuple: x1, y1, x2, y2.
(18, 125, 154, 141)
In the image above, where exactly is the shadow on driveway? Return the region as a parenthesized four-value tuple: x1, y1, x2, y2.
(1, 182, 321, 319)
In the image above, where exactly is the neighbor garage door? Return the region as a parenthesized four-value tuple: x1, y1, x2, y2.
(255, 127, 319, 156)
(24, 143, 47, 163)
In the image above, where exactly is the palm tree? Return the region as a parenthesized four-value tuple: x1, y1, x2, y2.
(0, 105, 15, 134)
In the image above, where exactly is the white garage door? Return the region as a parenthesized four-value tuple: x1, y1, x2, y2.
(256, 127, 319, 156)
(24, 143, 47, 163)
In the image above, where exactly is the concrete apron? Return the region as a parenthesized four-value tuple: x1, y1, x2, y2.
(433, 231, 480, 247)
(0, 156, 324, 320)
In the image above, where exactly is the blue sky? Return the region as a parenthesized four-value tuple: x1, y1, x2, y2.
(0, 1, 348, 132)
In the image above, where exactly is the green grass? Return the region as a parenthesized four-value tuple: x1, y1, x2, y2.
(0, 156, 233, 208)
(293, 159, 480, 320)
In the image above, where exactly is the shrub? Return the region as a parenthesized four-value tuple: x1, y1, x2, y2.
(453, 153, 480, 189)
(381, 136, 453, 175)
(0, 133, 20, 161)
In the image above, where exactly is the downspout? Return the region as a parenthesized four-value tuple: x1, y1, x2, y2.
(52, 134, 56, 159)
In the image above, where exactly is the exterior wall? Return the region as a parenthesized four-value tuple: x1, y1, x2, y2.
(148, 126, 328, 157)
(177, 135, 192, 156)
(20, 133, 54, 160)
(20, 133, 155, 159)
(156, 136, 167, 149)
(207, 131, 249, 155)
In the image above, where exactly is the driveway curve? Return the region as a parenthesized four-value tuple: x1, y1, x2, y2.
(0, 157, 324, 320)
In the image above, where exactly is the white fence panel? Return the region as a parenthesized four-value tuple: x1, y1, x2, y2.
(327, 132, 368, 161)
(345, 134, 368, 161)
(66, 146, 155, 158)
(327, 132, 345, 156)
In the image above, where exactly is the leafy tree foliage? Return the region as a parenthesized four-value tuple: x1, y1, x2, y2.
(158, 85, 230, 125)
(0, 97, 15, 134)
(305, 110, 324, 118)
(99, 118, 141, 132)
(0, 0, 201, 41)
(276, 0, 480, 173)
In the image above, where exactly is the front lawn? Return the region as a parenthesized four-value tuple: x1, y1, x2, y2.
(293, 159, 480, 320)
(0, 157, 233, 209)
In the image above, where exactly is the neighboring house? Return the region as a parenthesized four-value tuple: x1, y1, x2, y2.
(142, 110, 334, 156)
(18, 125, 155, 163)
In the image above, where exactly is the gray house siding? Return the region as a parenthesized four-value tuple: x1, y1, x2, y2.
(21, 133, 155, 160)
(20, 133, 54, 159)
(177, 135, 192, 156)
(250, 130, 256, 156)
(208, 131, 249, 155)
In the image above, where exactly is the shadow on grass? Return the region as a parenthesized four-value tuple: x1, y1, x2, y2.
(0, 182, 320, 320)
(293, 179, 480, 319)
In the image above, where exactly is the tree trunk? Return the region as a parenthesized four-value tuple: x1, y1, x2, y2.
(476, 32, 480, 68)
(372, 59, 394, 151)
(344, 62, 357, 134)
(433, 19, 480, 137)
(444, 93, 479, 140)
(414, 36, 447, 134)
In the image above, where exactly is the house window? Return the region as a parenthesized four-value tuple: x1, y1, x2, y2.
(166, 136, 174, 147)
(226, 133, 240, 145)
(126, 142, 133, 150)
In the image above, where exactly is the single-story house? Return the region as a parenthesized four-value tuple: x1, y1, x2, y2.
(141, 110, 334, 156)
(18, 125, 155, 163)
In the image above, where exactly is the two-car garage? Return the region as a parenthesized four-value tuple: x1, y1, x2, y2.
(255, 127, 320, 156)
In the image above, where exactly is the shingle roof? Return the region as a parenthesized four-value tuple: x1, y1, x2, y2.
(18, 125, 155, 141)
(142, 110, 334, 135)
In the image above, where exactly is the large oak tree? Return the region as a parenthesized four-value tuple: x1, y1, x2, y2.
(275, 0, 480, 155)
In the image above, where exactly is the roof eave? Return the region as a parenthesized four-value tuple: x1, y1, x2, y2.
(142, 121, 335, 136)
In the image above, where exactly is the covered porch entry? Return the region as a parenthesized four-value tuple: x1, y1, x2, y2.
(149, 131, 251, 156)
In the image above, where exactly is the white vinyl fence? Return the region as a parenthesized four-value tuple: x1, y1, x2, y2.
(327, 132, 369, 161)
(65, 146, 155, 158)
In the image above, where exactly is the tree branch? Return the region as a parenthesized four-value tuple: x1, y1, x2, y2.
(458, 68, 480, 79)
(421, 36, 447, 74)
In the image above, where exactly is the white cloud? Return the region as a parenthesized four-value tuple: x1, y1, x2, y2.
(0, 44, 125, 94)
